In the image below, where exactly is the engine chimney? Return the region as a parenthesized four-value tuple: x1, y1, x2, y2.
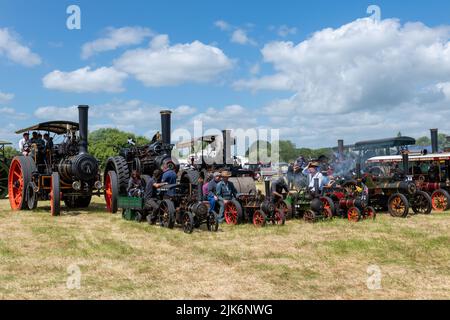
(160, 110, 172, 145)
(355, 161, 362, 180)
(402, 152, 409, 176)
(222, 130, 232, 165)
(338, 139, 344, 156)
(78, 105, 89, 154)
(264, 178, 271, 198)
(430, 128, 438, 154)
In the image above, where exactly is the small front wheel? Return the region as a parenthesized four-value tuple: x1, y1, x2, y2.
(182, 212, 195, 234)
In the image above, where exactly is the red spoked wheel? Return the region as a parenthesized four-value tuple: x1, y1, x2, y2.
(276, 200, 293, 220)
(303, 210, 317, 223)
(273, 209, 286, 225)
(320, 196, 335, 218)
(252, 210, 266, 227)
(431, 189, 450, 212)
(104, 171, 119, 213)
(224, 199, 243, 225)
(8, 156, 33, 211)
(363, 206, 376, 220)
(347, 207, 361, 222)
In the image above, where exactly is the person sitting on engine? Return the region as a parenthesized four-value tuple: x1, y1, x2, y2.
(127, 170, 145, 197)
(202, 174, 213, 201)
(216, 171, 238, 223)
(144, 169, 166, 224)
(207, 172, 221, 214)
(302, 161, 324, 193)
(19, 132, 30, 156)
(271, 176, 289, 204)
(161, 163, 177, 196)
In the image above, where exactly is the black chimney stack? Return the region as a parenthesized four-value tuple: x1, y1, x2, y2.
(160, 110, 172, 145)
(402, 152, 409, 175)
(78, 105, 89, 154)
(264, 178, 271, 198)
(314, 178, 320, 196)
(430, 129, 438, 154)
(222, 130, 232, 165)
(355, 162, 362, 180)
(338, 139, 344, 156)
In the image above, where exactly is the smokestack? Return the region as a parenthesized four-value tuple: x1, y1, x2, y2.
(356, 162, 361, 180)
(264, 178, 271, 198)
(338, 140, 344, 155)
(222, 130, 232, 165)
(78, 105, 89, 154)
(314, 178, 320, 196)
(430, 129, 438, 153)
(160, 110, 172, 145)
(402, 153, 409, 175)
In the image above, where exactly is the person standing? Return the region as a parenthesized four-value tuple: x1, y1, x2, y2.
(19, 132, 30, 156)
(302, 161, 324, 193)
(161, 163, 177, 196)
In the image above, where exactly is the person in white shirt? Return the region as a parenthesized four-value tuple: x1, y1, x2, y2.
(18, 132, 30, 156)
(302, 161, 324, 193)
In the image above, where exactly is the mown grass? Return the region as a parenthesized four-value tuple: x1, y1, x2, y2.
(0, 197, 449, 299)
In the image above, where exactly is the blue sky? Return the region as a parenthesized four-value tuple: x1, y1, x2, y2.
(1, 0, 450, 149)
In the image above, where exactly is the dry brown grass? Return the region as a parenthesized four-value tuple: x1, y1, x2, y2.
(0, 197, 449, 300)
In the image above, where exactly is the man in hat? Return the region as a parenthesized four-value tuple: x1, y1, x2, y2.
(19, 132, 30, 156)
(302, 161, 324, 193)
(207, 172, 222, 214)
(216, 171, 238, 223)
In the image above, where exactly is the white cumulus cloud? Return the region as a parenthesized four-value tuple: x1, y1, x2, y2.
(81, 26, 154, 59)
(0, 28, 41, 66)
(0, 91, 14, 104)
(231, 29, 257, 46)
(113, 35, 233, 87)
(42, 66, 128, 93)
(236, 18, 450, 114)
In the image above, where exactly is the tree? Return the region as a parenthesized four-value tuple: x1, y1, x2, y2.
(416, 136, 431, 146)
(279, 140, 298, 162)
(89, 128, 149, 168)
(3, 146, 20, 159)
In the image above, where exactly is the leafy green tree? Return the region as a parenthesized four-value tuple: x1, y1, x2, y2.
(416, 136, 431, 146)
(3, 146, 20, 159)
(89, 128, 149, 168)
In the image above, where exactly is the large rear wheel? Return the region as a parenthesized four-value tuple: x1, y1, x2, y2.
(104, 156, 129, 195)
(104, 171, 119, 213)
(8, 156, 35, 210)
(50, 172, 61, 216)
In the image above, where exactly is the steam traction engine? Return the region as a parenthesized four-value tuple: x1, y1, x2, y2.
(104, 110, 177, 213)
(8, 105, 102, 215)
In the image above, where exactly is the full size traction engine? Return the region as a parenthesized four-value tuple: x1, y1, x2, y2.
(8, 105, 102, 215)
(104, 110, 177, 213)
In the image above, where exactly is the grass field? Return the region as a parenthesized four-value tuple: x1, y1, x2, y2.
(0, 197, 449, 300)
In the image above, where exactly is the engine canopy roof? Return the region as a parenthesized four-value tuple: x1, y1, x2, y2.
(15, 121, 79, 135)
